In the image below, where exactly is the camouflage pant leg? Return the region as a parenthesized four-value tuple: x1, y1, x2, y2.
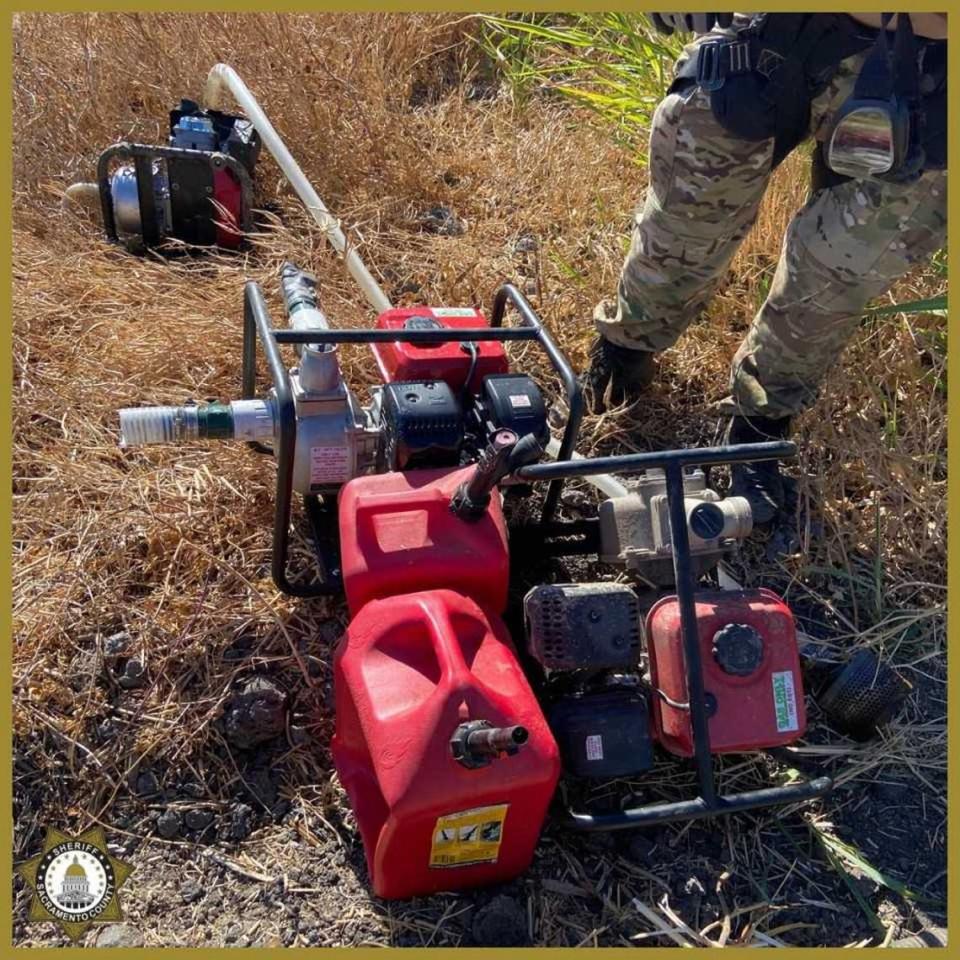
(594, 81, 775, 351)
(729, 167, 948, 418)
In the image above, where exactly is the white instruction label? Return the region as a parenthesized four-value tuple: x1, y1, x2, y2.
(771, 670, 800, 733)
(310, 445, 349, 486)
(585, 734, 604, 761)
(509, 394, 532, 408)
(432, 307, 479, 318)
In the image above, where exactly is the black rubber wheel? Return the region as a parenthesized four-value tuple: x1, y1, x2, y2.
(890, 927, 947, 947)
(817, 648, 911, 740)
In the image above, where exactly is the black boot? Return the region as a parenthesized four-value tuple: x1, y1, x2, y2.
(582, 337, 656, 413)
(726, 415, 792, 525)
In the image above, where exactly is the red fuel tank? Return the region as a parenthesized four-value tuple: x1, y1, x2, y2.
(338, 466, 509, 617)
(371, 307, 509, 393)
(332, 589, 560, 899)
(646, 588, 806, 756)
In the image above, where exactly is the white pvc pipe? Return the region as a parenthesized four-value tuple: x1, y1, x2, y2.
(203, 63, 392, 314)
(544, 437, 631, 500)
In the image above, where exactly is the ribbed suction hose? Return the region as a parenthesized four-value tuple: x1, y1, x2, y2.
(119, 406, 197, 447)
(63, 181, 102, 214)
(118, 399, 274, 447)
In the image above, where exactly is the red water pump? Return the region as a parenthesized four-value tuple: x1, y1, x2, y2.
(118, 274, 909, 899)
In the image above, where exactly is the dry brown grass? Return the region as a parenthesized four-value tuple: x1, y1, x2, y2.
(13, 12, 945, 948)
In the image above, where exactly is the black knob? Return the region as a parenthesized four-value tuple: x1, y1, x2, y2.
(690, 502, 726, 539)
(712, 623, 764, 676)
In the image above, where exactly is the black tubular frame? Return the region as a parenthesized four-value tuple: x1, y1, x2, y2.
(490, 284, 583, 521)
(97, 142, 254, 247)
(514, 446, 834, 829)
(242, 277, 830, 824)
(240, 280, 583, 596)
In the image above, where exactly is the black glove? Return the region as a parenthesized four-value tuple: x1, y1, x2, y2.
(650, 13, 734, 36)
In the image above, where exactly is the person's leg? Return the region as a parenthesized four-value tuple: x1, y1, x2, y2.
(588, 77, 775, 409)
(595, 84, 775, 350)
(729, 168, 948, 419)
(726, 166, 947, 519)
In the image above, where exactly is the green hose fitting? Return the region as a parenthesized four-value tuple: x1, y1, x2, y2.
(196, 402, 234, 440)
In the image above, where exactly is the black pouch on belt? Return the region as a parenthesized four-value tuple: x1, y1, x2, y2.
(690, 14, 880, 167)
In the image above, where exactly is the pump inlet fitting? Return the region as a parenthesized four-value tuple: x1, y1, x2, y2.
(118, 399, 274, 447)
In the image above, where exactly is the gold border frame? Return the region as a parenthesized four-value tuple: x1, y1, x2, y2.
(3, 4, 954, 956)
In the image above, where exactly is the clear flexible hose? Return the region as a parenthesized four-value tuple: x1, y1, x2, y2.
(544, 437, 630, 500)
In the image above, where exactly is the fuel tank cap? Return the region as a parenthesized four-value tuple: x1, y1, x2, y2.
(403, 315, 442, 330)
(712, 623, 764, 676)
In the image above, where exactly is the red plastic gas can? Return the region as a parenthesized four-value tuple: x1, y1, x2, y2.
(646, 588, 806, 756)
(338, 466, 509, 617)
(372, 307, 509, 393)
(332, 589, 560, 899)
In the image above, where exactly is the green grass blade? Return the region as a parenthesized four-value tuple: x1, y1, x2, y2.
(816, 829, 945, 907)
(868, 294, 947, 317)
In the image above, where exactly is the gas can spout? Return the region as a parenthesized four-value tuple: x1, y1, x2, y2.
(450, 720, 528, 768)
(468, 724, 529, 754)
(450, 431, 543, 520)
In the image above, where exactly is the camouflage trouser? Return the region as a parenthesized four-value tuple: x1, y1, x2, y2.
(595, 39, 948, 419)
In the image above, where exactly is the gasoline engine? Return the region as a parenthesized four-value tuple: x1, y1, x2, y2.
(120, 262, 551, 495)
(114, 65, 910, 902)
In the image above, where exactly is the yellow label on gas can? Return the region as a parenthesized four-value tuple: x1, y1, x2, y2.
(429, 804, 508, 868)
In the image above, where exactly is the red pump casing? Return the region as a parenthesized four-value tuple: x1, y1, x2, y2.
(646, 588, 807, 756)
(332, 589, 560, 899)
(338, 466, 510, 617)
(371, 307, 509, 393)
(212, 168, 244, 248)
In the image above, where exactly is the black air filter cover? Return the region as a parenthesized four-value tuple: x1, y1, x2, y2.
(524, 582, 640, 671)
(378, 380, 463, 471)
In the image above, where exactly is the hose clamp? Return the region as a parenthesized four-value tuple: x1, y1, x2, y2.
(172, 404, 199, 442)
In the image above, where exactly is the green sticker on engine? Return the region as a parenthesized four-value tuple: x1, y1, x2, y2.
(772, 670, 799, 733)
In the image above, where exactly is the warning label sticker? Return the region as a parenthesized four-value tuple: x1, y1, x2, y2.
(585, 734, 604, 761)
(772, 670, 800, 733)
(429, 804, 508, 868)
(509, 394, 532, 408)
(431, 307, 479, 318)
(309, 445, 349, 487)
